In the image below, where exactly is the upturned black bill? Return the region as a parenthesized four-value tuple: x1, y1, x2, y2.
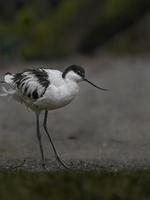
(84, 78, 108, 91)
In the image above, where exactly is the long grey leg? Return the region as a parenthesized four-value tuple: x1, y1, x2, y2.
(43, 110, 69, 169)
(36, 112, 45, 168)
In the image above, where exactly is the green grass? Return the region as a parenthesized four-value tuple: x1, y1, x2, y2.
(0, 170, 150, 200)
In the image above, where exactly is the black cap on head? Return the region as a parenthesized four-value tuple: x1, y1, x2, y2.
(62, 65, 85, 79)
(62, 64, 108, 91)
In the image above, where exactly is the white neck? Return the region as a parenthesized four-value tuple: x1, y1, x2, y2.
(64, 71, 82, 83)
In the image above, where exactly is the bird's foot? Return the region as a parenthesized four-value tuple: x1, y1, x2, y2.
(40, 159, 47, 169)
(7, 160, 26, 170)
(56, 157, 72, 169)
(41, 162, 46, 169)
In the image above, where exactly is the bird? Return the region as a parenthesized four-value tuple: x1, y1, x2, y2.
(0, 64, 107, 168)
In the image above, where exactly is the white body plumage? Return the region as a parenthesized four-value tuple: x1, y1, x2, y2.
(33, 70, 80, 110)
(3, 68, 80, 111)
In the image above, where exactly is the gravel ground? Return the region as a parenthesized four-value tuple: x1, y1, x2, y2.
(0, 54, 150, 170)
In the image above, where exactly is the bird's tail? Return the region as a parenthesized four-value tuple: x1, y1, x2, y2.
(0, 80, 6, 96)
(0, 81, 16, 97)
(0, 72, 16, 97)
(0, 86, 16, 97)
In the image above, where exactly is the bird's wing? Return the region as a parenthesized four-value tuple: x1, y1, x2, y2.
(4, 68, 50, 100)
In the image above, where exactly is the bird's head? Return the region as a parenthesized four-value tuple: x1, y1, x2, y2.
(62, 64, 108, 91)
(62, 65, 85, 82)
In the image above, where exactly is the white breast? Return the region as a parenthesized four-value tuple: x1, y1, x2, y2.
(34, 74, 79, 110)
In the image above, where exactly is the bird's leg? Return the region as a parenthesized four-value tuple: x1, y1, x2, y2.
(36, 112, 46, 168)
(43, 110, 69, 169)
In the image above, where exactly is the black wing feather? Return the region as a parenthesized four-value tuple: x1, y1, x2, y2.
(13, 68, 50, 100)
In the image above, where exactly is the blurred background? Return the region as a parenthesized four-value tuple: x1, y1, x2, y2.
(1, 2, 150, 200)
(1, 0, 150, 168)
(0, 0, 150, 61)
